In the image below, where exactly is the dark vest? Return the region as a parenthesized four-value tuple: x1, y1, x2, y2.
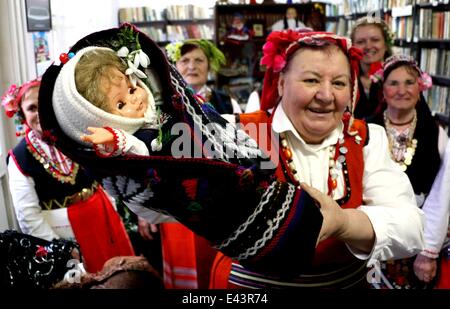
(353, 78, 384, 120)
(209, 89, 234, 114)
(7, 138, 94, 209)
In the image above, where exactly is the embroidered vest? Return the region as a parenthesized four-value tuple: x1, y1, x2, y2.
(8, 138, 94, 210)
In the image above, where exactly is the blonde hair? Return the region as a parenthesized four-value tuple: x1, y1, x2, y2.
(75, 49, 127, 112)
(350, 16, 394, 58)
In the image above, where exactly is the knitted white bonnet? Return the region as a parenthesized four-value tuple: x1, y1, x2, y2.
(53, 46, 153, 146)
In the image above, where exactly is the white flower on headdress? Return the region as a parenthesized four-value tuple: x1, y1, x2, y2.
(117, 46, 130, 58)
(126, 59, 147, 87)
(133, 49, 150, 68)
(117, 47, 150, 87)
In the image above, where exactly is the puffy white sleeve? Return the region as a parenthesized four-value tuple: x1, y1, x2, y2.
(421, 142, 450, 257)
(7, 157, 60, 241)
(357, 124, 424, 261)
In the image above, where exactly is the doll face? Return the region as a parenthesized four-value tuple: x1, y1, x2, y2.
(101, 68, 148, 118)
(176, 47, 209, 93)
(383, 66, 420, 112)
(353, 25, 387, 65)
(286, 8, 297, 19)
(278, 47, 351, 144)
(21, 86, 42, 136)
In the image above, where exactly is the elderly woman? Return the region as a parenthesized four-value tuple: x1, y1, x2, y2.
(210, 30, 424, 288)
(166, 39, 241, 114)
(368, 55, 448, 288)
(2, 78, 134, 274)
(350, 17, 395, 119)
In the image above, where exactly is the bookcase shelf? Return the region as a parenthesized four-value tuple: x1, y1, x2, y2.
(119, 5, 214, 44)
(214, 2, 326, 105)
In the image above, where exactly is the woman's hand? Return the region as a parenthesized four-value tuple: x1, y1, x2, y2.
(414, 253, 437, 283)
(80, 127, 115, 145)
(300, 182, 375, 253)
(138, 217, 159, 241)
(300, 183, 349, 244)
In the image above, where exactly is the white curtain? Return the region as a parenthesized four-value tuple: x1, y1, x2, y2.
(0, 0, 34, 231)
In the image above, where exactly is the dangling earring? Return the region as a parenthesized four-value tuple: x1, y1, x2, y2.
(14, 117, 26, 137)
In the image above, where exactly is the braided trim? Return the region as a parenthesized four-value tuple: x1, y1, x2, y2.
(214, 181, 279, 250)
(170, 72, 229, 161)
(234, 183, 296, 260)
(170, 67, 261, 161)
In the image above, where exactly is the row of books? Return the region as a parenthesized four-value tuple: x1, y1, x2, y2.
(118, 7, 163, 23)
(342, 0, 382, 15)
(390, 16, 414, 40)
(138, 24, 214, 43)
(119, 5, 212, 24)
(166, 25, 214, 42)
(165, 5, 212, 20)
(417, 10, 450, 40)
(420, 48, 450, 77)
(425, 85, 450, 115)
(325, 18, 354, 36)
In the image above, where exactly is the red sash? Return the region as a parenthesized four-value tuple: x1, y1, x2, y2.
(161, 223, 218, 289)
(67, 187, 134, 272)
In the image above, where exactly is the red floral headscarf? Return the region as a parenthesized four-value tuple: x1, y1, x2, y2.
(259, 29, 363, 132)
(1, 78, 41, 118)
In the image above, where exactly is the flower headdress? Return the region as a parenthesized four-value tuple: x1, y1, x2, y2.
(1, 78, 41, 119)
(165, 39, 226, 73)
(370, 54, 432, 91)
(1, 78, 41, 136)
(259, 29, 363, 134)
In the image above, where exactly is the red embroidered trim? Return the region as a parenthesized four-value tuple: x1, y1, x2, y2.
(93, 127, 120, 158)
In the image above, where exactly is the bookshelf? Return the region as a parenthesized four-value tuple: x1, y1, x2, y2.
(327, 0, 450, 122)
(214, 2, 326, 106)
(118, 5, 214, 46)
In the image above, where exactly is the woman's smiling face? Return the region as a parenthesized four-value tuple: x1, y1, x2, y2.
(278, 46, 351, 144)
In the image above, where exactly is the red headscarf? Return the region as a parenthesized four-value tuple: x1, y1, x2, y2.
(1, 78, 41, 118)
(259, 29, 363, 123)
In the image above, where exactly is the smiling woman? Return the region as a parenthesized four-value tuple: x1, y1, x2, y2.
(367, 54, 447, 289)
(350, 16, 395, 120)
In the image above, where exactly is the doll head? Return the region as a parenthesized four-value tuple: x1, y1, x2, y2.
(75, 49, 150, 119)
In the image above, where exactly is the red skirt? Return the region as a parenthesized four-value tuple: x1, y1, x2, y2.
(67, 187, 134, 272)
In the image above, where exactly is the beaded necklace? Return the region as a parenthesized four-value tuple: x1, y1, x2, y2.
(279, 131, 352, 203)
(384, 110, 418, 172)
(26, 130, 79, 184)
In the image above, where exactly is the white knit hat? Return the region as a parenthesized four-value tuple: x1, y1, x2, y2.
(53, 46, 155, 146)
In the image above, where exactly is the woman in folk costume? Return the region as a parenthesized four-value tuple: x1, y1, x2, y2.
(209, 29, 425, 288)
(367, 55, 448, 288)
(350, 17, 395, 120)
(37, 24, 422, 287)
(2, 78, 134, 273)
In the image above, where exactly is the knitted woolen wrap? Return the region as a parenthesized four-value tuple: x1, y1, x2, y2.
(52, 46, 148, 146)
